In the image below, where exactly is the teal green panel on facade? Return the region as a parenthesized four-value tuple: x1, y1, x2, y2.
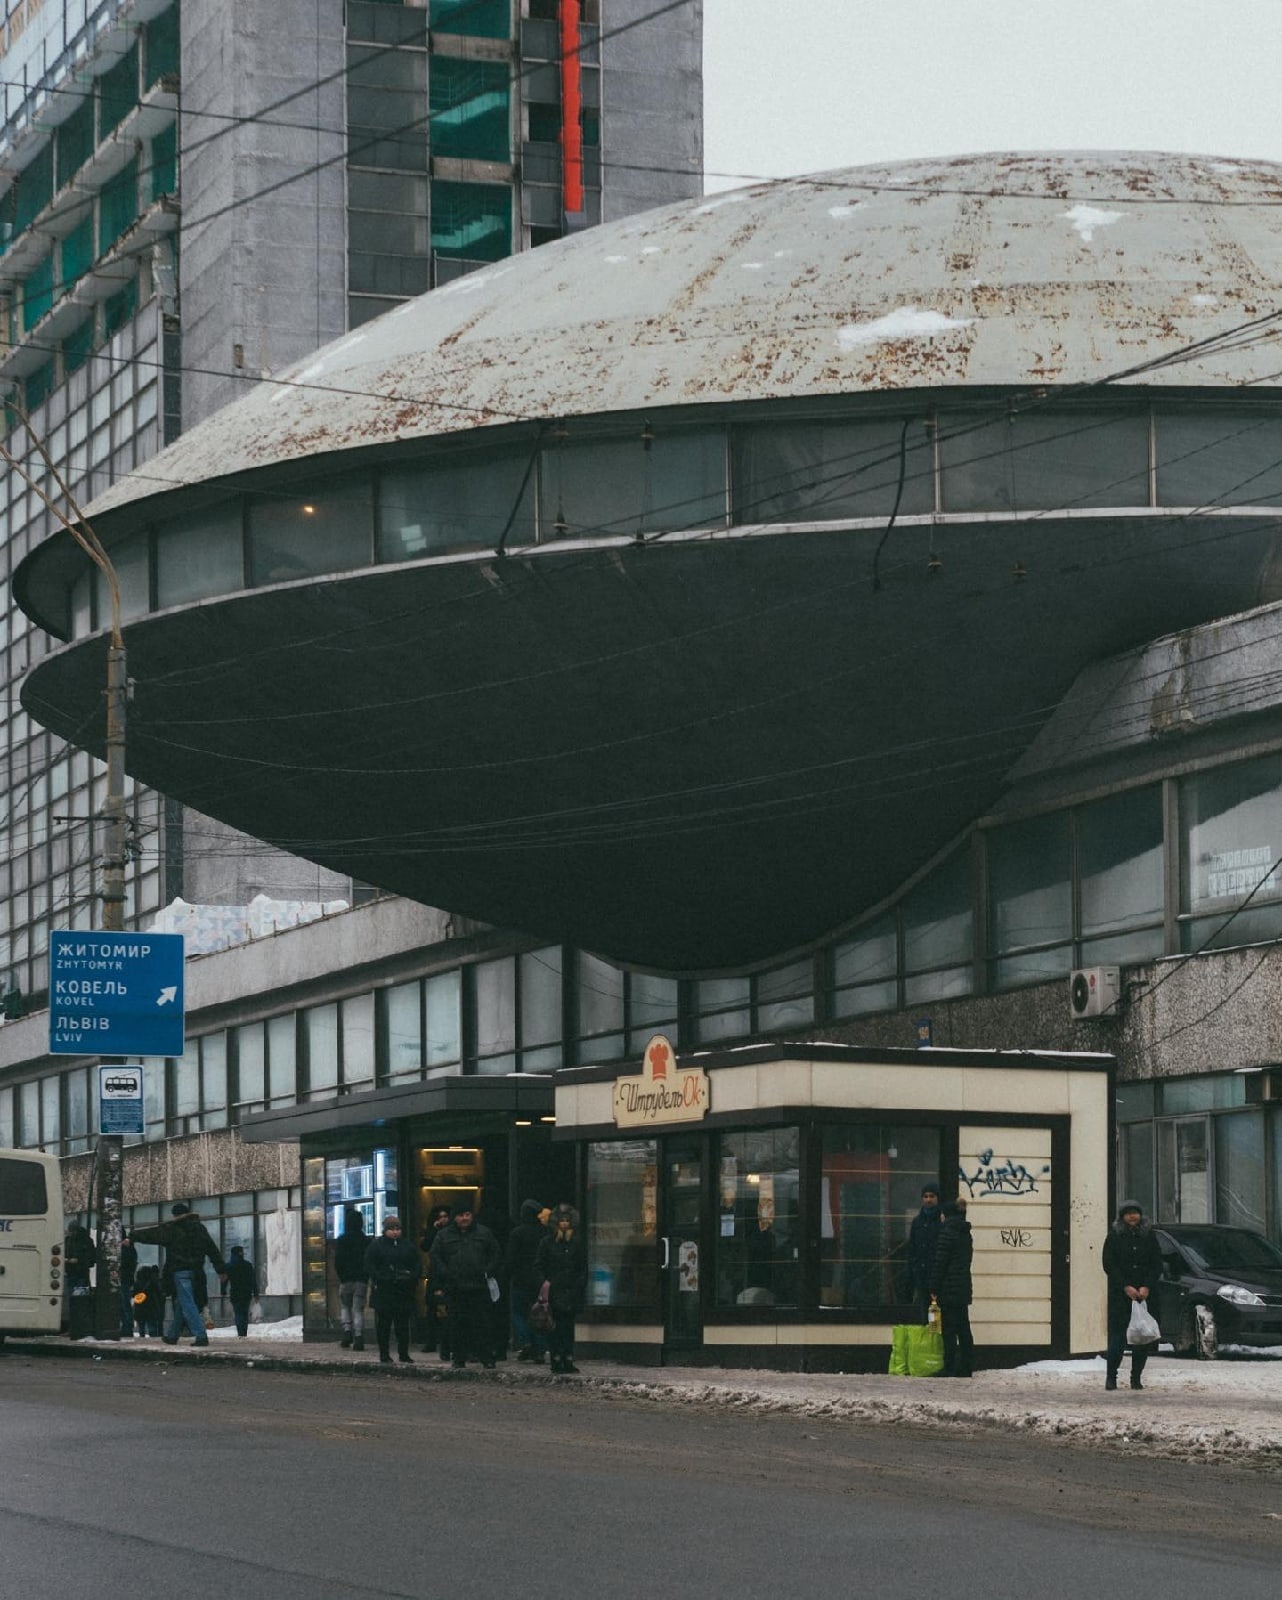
(430, 58, 510, 162)
(430, 180, 511, 260)
(151, 124, 177, 199)
(60, 215, 94, 289)
(430, 0, 510, 40)
(21, 255, 53, 332)
(99, 158, 139, 253)
(145, 4, 180, 86)
(99, 45, 139, 141)
(56, 98, 94, 188)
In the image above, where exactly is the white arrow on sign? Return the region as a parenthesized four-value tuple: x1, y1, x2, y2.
(156, 986, 178, 1007)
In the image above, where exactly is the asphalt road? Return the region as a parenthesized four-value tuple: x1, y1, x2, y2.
(2, 1355, 1281, 1599)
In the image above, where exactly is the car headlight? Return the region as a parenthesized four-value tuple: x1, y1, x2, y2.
(1216, 1284, 1265, 1307)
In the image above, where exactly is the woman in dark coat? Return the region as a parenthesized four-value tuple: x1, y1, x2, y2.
(930, 1198, 975, 1378)
(363, 1215, 422, 1364)
(1101, 1199, 1163, 1391)
(534, 1203, 588, 1375)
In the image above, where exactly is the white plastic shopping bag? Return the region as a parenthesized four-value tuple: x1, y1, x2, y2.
(1126, 1298, 1160, 1345)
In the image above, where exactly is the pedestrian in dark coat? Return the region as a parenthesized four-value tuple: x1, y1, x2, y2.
(64, 1218, 95, 1340)
(334, 1207, 369, 1351)
(132, 1204, 226, 1347)
(1102, 1199, 1163, 1392)
(535, 1203, 588, 1375)
(429, 1201, 500, 1368)
(503, 1198, 549, 1363)
(224, 1245, 258, 1337)
(131, 1264, 164, 1337)
(364, 1215, 421, 1363)
(930, 1198, 975, 1378)
(419, 1204, 452, 1357)
(906, 1182, 943, 1321)
(119, 1234, 139, 1336)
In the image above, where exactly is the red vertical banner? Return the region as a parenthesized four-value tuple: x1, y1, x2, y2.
(559, 0, 584, 217)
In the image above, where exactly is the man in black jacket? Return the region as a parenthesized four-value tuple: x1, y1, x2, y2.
(503, 1198, 548, 1362)
(1102, 1199, 1163, 1391)
(133, 1203, 226, 1348)
(363, 1215, 422, 1364)
(429, 1201, 500, 1369)
(906, 1183, 943, 1322)
(931, 1198, 975, 1378)
(334, 1207, 369, 1351)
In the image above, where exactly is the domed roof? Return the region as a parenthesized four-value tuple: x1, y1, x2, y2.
(92, 149, 1282, 518)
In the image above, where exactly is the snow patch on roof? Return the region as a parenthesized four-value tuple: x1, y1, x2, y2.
(1063, 204, 1124, 241)
(837, 305, 975, 349)
(828, 203, 862, 219)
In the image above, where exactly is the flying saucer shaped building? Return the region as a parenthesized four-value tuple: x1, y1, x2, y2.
(17, 150, 1282, 972)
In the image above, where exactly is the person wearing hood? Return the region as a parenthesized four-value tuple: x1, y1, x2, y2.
(535, 1202, 588, 1375)
(428, 1200, 500, 1368)
(132, 1203, 226, 1348)
(334, 1206, 369, 1351)
(1102, 1199, 1163, 1392)
(906, 1183, 943, 1321)
(63, 1218, 96, 1340)
(503, 1198, 549, 1363)
(363, 1215, 422, 1364)
(930, 1198, 975, 1378)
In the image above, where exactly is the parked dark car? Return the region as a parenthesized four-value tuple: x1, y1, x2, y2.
(1152, 1225, 1282, 1358)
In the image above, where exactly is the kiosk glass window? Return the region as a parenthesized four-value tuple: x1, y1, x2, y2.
(585, 1140, 659, 1310)
(714, 1129, 800, 1308)
(326, 1148, 399, 1242)
(820, 1124, 942, 1309)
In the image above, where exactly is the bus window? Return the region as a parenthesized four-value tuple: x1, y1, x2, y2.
(0, 1155, 48, 1214)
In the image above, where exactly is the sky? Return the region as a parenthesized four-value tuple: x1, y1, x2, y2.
(702, 0, 1282, 193)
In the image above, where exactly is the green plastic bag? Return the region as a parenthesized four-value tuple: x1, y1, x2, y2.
(905, 1324, 945, 1377)
(887, 1324, 912, 1376)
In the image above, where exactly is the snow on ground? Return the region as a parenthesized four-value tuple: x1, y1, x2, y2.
(48, 1321, 1282, 1466)
(206, 1316, 303, 1343)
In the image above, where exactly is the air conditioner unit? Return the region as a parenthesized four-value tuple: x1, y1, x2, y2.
(1069, 966, 1121, 1019)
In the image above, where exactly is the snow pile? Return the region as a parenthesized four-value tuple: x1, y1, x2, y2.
(148, 896, 349, 956)
(206, 1316, 303, 1343)
(838, 306, 974, 349)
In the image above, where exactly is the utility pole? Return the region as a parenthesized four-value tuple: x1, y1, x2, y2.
(91, 635, 128, 1338)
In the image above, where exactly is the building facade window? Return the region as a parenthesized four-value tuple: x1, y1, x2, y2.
(714, 1128, 800, 1308)
(820, 1123, 943, 1310)
(1180, 757, 1282, 951)
(585, 1139, 659, 1310)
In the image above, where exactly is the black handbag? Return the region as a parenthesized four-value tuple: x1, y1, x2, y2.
(528, 1282, 554, 1333)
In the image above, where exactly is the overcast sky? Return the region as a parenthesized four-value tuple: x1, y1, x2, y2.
(701, 0, 1282, 192)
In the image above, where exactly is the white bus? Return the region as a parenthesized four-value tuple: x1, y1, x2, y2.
(0, 1149, 65, 1343)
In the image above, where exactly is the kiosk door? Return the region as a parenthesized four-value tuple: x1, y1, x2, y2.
(662, 1135, 703, 1354)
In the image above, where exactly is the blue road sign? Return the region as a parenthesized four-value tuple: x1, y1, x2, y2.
(49, 931, 185, 1058)
(99, 1063, 145, 1135)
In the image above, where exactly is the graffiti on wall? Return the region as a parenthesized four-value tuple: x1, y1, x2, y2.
(959, 1148, 1051, 1199)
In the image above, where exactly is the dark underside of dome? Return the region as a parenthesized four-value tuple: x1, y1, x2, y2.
(23, 512, 1282, 972)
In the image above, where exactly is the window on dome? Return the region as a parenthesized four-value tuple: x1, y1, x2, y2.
(1157, 411, 1282, 507)
(941, 407, 1150, 511)
(247, 480, 373, 585)
(156, 502, 245, 607)
(378, 449, 535, 558)
(540, 427, 726, 540)
(733, 416, 935, 524)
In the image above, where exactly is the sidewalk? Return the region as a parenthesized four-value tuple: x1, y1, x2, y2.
(9, 1327, 1282, 1468)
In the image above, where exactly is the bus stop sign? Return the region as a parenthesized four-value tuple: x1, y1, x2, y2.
(99, 1064, 145, 1135)
(49, 931, 185, 1058)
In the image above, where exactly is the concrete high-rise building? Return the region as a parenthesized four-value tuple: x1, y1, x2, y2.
(0, 0, 701, 1310)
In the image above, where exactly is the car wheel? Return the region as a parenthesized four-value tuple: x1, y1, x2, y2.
(1194, 1303, 1219, 1360)
(1174, 1305, 1200, 1358)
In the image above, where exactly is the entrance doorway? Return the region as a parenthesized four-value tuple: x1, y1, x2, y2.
(662, 1135, 703, 1355)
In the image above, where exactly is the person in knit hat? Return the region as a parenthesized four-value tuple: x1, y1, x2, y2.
(428, 1200, 500, 1368)
(906, 1182, 943, 1322)
(534, 1203, 588, 1375)
(1101, 1199, 1163, 1392)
